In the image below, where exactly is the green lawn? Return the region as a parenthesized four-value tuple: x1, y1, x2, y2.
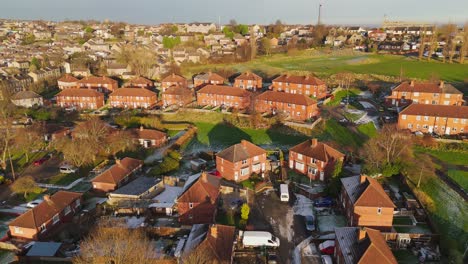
(182, 52, 468, 82)
(447, 169, 468, 191)
(46, 172, 82, 186)
(393, 250, 419, 264)
(320, 119, 364, 149)
(326, 88, 361, 106)
(167, 130, 182, 137)
(357, 122, 377, 138)
(393, 216, 414, 226)
(421, 149, 468, 166)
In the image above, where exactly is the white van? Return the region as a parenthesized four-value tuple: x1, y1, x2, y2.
(241, 231, 280, 248)
(60, 165, 77, 174)
(279, 184, 289, 202)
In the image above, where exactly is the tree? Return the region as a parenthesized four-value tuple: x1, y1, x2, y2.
(22, 33, 36, 45)
(360, 124, 412, 176)
(73, 221, 157, 264)
(30, 57, 41, 72)
(241, 203, 250, 220)
(116, 46, 157, 78)
(104, 130, 136, 158)
(53, 137, 97, 167)
(249, 28, 257, 60)
(427, 26, 439, 62)
(84, 26, 94, 34)
(459, 22, 468, 64)
(13, 125, 44, 163)
(441, 23, 457, 63)
(162, 36, 181, 49)
(182, 245, 218, 264)
(260, 37, 272, 56)
(10, 176, 41, 199)
(418, 27, 427, 61)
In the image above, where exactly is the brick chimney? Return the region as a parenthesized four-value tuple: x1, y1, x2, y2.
(410, 80, 415, 87)
(311, 138, 318, 147)
(358, 228, 367, 241)
(201, 172, 208, 183)
(115, 159, 121, 165)
(140, 125, 144, 131)
(43, 195, 51, 203)
(305, 75, 310, 80)
(360, 175, 367, 183)
(210, 225, 218, 238)
(439, 81, 444, 88)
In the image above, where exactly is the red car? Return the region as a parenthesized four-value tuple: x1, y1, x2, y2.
(33, 156, 49, 166)
(319, 240, 335, 255)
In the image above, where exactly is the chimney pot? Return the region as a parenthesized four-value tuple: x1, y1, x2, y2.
(360, 175, 367, 184)
(210, 225, 218, 238)
(43, 195, 51, 202)
(439, 81, 444, 88)
(410, 81, 414, 87)
(358, 228, 367, 241)
(201, 172, 208, 183)
(140, 126, 144, 131)
(311, 138, 318, 147)
(115, 159, 121, 165)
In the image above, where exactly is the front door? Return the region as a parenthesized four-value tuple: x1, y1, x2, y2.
(445, 127, 451, 135)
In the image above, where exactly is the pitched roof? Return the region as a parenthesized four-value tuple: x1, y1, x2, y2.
(340, 175, 395, 208)
(57, 74, 79, 83)
(256, 91, 317, 106)
(235, 72, 262, 81)
(178, 172, 220, 204)
(199, 225, 236, 264)
(163, 85, 192, 95)
(131, 127, 166, 141)
(195, 72, 225, 82)
(335, 227, 397, 264)
(56, 88, 103, 97)
(9, 191, 82, 229)
(399, 104, 468, 119)
(393, 81, 462, 94)
(272, 74, 325, 85)
(91, 157, 143, 185)
(197, 85, 251, 97)
(127, 76, 154, 86)
(11, 90, 42, 100)
(289, 139, 344, 162)
(77, 75, 117, 85)
(216, 140, 266, 163)
(109, 87, 157, 97)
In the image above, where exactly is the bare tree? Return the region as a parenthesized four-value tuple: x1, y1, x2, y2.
(13, 125, 44, 163)
(10, 176, 41, 198)
(116, 46, 157, 78)
(418, 27, 427, 61)
(53, 137, 97, 167)
(73, 222, 158, 264)
(104, 130, 136, 158)
(260, 37, 272, 56)
(249, 27, 257, 60)
(182, 246, 218, 264)
(427, 26, 439, 62)
(441, 23, 457, 63)
(459, 22, 468, 64)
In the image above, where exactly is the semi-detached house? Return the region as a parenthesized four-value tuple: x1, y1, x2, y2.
(255, 91, 319, 121)
(197, 85, 251, 109)
(270, 74, 327, 99)
(56, 88, 105, 110)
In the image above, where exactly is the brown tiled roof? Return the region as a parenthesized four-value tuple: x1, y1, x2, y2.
(163, 85, 192, 95)
(9, 191, 82, 229)
(199, 225, 236, 264)
(335, 227, 397, 264)
(109, 87, 157, 97)
(217, 140, 266, 163)
(290, 139, 344, 162)
(394, 81, 462, 94)
(91, 157, 143, 185)
(197, 85, 251, 97)
(256, 91, 317, 106)
(178, 173, 220, 204)
(127, 76, 153, 86)
(235, 72, 262, 81)
(400, 104, 468, 119)
(56, 88, 103, 97)
(131, 127, 167, 141)
(341, 175, 395, 208)
(11, 91, 42, 100)
(195, 72, 225, 82)
(77, 75, 118, 85)
(57, 74, 79, 83)
(272, 74, 325, 85)
(161, 73, 186, 83)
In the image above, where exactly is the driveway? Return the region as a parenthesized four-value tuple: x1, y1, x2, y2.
(21, 155, 61, 182)
(251, 191, 309, 264)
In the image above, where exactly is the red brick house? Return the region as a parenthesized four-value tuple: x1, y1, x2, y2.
(335, 227, 397, 264)
(177, 172, 221, 225)
(9, 191, 83, 240)
(91, 157, 143, 192)
(109, 87, 157, 109)
(125, 76, 154, 89)
(161, 73, 188, 92)
(193, 72, 225, 88)
(385, 81, 464, 107)
(162, 85, 194, 107)
(130, 126, 167, 148)
(186, 224, 236, 264)
(398, 104, 468, 135)
(77, 75, 118, 93)
(197, 85, 252, 109)
(234, 72, 262, 91)
(57, 74, 79, 90)
(289, 139, 345, 181)
(216, 140, 267, 182)
(56, 88, 105, 110)
(255, 91, 319, 121)
(270, 74, 327, 99)
(340, 175, 395, 231)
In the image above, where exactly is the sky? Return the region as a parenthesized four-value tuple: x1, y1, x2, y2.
(0, 0, 466, 26)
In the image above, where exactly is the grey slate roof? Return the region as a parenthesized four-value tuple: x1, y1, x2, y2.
(11, 90, 42, 100)
(340, 175, 363, 203)
(335, 227, 361, 264)
(26, 242, 62, 257)
(111, 177, 160, 196)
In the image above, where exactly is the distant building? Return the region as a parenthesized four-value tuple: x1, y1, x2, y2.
(270, 74, 327, 99)
(162, 85, 193, 107)
(125, 76, 154, 89)
(56, 88, 105, 110)
(77, 76, 118, 94)
(57, 74, 79, 90)
(10, 91, 43, 108)
(193, 72, 225, 88)
(109, 87, 157, 109)
(234, 72, 263, 91)
(161, 73, 188, 92)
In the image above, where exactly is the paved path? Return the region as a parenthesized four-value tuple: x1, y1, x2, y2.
(144, 131, 186, 164)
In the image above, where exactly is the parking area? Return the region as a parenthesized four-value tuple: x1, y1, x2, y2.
(250, 190, 309, 264)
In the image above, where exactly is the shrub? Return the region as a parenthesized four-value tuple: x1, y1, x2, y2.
(241, 203, 250, 220)
(0, 175, 4, 184)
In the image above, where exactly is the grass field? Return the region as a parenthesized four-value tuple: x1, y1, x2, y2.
(447, 169, 468, 191)
(421, 149, 468, 165)
(357, 122, 377, 138)
(183, 52, 468, 82)
(326, 88, 361, 106)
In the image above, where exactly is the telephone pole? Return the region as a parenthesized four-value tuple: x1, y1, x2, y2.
(317, 4, 322, 26)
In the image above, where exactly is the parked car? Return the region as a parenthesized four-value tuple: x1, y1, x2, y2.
(60, 165, 77, 174)
(33, 156, 50, 166)
(314, 197, 333, 208)
(304, 215, 315, 231)
(267, 253, 278, 264)
(319, 240, 335, 255)
(321, 255, 333, 264)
